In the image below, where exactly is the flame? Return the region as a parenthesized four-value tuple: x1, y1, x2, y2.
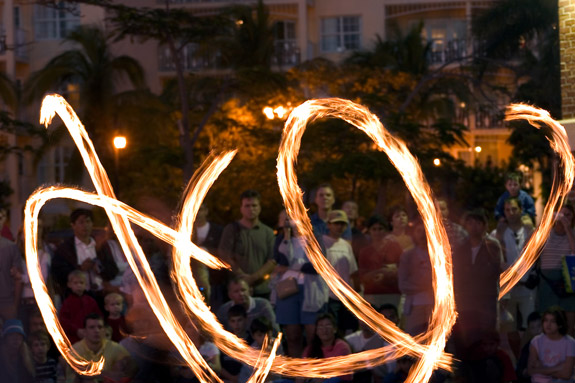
(499, 104, 575, 297)
(26, 95, 569, 383)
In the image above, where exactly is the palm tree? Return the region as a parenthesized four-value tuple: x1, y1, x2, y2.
(25, 25, 146, 158)
(472, 0, 559, 197)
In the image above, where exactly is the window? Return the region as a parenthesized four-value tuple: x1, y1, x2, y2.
(34, 2, 80, 40)
(321, 16, 361, 53)
(275, 21, 296, 41)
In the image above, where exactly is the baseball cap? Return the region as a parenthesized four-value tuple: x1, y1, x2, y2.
(327, 210, 349, 224)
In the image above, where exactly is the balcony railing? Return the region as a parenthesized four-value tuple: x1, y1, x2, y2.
(428, 38, 468, 65)
(159, 44, 227, 72)
(162, 0, 253, 3)
(159, 40, 301, 72)
(272, 40, 300, 67)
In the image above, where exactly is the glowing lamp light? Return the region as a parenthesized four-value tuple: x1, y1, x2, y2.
(274, 106, 287, 119)
(113, 136, 127, 149)
(433, 158, 441, 166)
(263, 107, 275, 120)
(263, 104, 292, 120)
(474, 146, 482, 153)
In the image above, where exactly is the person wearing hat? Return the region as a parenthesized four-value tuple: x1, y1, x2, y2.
(322, 210, 359, 334)
(0, 319, 34, 383)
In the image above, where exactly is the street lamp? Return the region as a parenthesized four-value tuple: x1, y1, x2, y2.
(113, 135, 127, 194)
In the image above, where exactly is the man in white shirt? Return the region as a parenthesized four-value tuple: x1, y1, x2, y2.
(52, 209, 118, 303)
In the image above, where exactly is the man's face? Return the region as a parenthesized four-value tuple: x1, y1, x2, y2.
(240, 198, 261, 221)
(327, 221, 347, 238)
(228, 281, 250, 305)
(505, 180, 521, 197)
(31, 340, 49, 361)
(504, 201, 522, 224)
(464, 218, 486, 238)
(342, 201, 358, 221)
(84, 319, 105, 344)
(71, 214, 93, 240)
(315, 187, 335, 211)
(368, 223, 387, 241)
(228, 315, 246, 336)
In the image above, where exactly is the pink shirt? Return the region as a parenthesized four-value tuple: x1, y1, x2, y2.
(303, 339, 352, 380)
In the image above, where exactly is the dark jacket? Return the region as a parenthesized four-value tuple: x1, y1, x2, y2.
(52, 237, 118, 294)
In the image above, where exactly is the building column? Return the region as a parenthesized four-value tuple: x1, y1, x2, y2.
(297, 0, 308, 62)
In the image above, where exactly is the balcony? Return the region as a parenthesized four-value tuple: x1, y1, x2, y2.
(159, 40, 301, 72)
(158, 44, 227, 72)
(428, 38, 468, 65)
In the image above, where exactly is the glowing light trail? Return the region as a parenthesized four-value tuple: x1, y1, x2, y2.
(499, 104, 575, 297)
(26, 95, 569, 383)
(276, 98, 455, 383)
(26, 94, 227, 382)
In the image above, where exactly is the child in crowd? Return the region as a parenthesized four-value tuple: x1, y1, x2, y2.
(173, 321, 221, 383)
(221, 304, 252, 382)
(516, 311, 542, 383)
(238, 317, 282, 383)
(59, 270, 102, 344)
(104, 292, 126, 342)
(528, 306, 575, 383)
(494, 172, 536, 223)
(28, 330, 58, 383)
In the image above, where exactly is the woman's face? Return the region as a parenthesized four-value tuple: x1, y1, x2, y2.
(391, 210, 408, 230)
(542, 313, 560, 337)
(316, 318, 336, 344)
(4, 333, 24, 351)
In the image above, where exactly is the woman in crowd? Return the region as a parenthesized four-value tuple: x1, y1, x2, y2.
(358, 215, 403, 308)
(303, 313, 352, 382)
(273, 211, 328, 357)
(528, 306, 575, 383)
(385, 206, 413, 252)
(538, 204, 575, 335)
(0, 319, 35, 383)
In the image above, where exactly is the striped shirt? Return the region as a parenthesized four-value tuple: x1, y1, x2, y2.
(34, 358, 57, 383)
(540, 229, 575, 270)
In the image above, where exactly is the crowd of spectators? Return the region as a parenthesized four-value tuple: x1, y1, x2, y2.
(1, 172, 575, 383)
